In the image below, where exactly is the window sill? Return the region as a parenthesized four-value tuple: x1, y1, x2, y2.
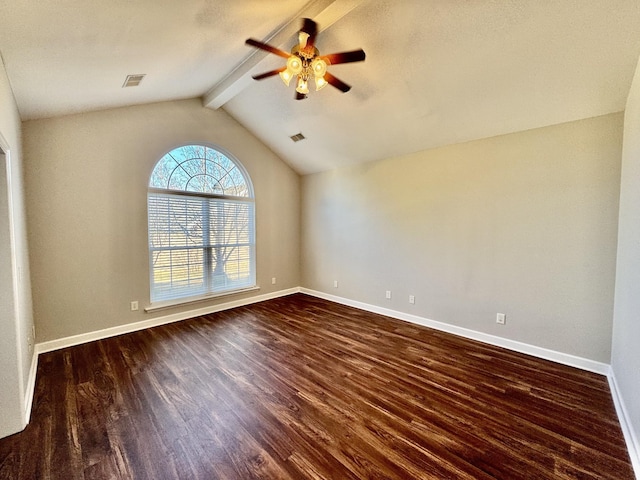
(144, 286, 260, 313)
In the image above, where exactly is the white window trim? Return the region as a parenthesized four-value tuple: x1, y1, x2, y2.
(144, 285, 260, 312)
(147, 144, 256, 306)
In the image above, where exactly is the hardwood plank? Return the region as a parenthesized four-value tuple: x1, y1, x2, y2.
(0, 294, 633, 479)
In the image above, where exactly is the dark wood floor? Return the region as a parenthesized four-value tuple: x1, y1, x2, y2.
(0, 294, 633, 479)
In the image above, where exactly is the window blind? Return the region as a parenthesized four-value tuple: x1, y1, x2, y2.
(148, 192, 255, 302)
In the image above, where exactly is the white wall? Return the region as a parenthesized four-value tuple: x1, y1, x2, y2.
(23, 98, 300, 343)
(612, 57, 640, 470)
(302, 113, 623, 363)
(0, 57, 35, 438)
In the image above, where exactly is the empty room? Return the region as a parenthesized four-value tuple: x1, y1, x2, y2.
(0, 1, 639, 478)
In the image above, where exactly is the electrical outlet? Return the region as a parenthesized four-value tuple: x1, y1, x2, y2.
(333, 280, 338, 288)
(409, 295, 415, 304)
(385, 290, 392, 299)
(130, 300, 139, 311)
(271, 277, 276, 285)
(496, 313, 506, 325)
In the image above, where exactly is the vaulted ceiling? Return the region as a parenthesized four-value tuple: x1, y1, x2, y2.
(1, 0, 639, 174)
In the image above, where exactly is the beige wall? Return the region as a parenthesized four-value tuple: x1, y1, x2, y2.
(302, 113, 622, 363)
(23, 99, 300, 343)
(612, 58, 640, 459)
(12, 65, 637, 455)
(0, 58, 35, 437)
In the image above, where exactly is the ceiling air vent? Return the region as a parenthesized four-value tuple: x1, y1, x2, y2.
(290, 133, 305, 143)
(122, 74, 146, 88)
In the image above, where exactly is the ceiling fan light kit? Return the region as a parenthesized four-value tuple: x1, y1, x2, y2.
(246, 18, 365, 100)
(280, 45, 328, 94)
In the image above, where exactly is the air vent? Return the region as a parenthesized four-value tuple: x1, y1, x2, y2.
(122, 74, 146, 88)
(290, 133, 305, 142)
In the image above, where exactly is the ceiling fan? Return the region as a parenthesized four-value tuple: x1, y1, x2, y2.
(246, 18, 366, 100)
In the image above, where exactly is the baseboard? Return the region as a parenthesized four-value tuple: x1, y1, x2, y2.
(23, 351, 38, 424)
(609, 372, 640, 479)
(300, 288, 610, 376)
(35, 285, 610, 374)
(36, 287, 300, 354)
(36, 286, 610, 373)
(30, 286, 635, 474)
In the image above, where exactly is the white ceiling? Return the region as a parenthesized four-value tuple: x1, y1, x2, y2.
(1, 0, 639, 174)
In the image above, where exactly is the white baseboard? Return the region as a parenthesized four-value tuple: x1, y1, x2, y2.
(23, 351, 38, 424)
(36, 287, 300, 354)
(29, 286, 637, 475)
(609, 372, 640, 479)
(301, 290, 640, 473)
(35, 286, 610, 373)
(300, 288, 610, 375)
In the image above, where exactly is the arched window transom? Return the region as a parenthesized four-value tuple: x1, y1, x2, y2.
(149, 145, 251, 197)
(147, 145, 255, 303)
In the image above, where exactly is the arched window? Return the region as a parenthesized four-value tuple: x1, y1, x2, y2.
(148, 144, 255, 303)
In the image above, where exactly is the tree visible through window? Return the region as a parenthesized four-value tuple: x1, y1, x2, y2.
(148, 145, 255, 303)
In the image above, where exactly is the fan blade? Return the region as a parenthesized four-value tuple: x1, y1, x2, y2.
(324, 72, 351, 93)
(295, 91, 307, 100)
(252, 67, 286, 80)
(245, 38, 290, 59)
(300, 18, 318, 49)
(322, 49, 366, 65)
